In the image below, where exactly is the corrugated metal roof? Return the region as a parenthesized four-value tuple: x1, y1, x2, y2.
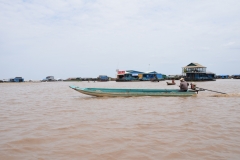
(217, 75, 229, 76)
(183, 63, 206, 68)
(144, 71, 157, 73)
(143, 71, 163, 74)
(206, 72, 215, 74)
(125, 70, 144, 73)
(118, 70, 165, 75)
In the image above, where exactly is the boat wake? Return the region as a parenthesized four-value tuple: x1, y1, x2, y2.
(210, 93, 240, 97)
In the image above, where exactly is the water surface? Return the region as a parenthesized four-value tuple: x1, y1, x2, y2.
(1, 79, 240, 159)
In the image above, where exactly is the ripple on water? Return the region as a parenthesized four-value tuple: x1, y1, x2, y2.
(0, 80, 240, 159)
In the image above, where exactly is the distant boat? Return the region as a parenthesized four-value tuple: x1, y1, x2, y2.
(69, 86, 197, 97)
(166, 79, 176, 85)
(166, 82, 176, 85)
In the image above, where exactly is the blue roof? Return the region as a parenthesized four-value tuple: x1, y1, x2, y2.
(99, 75, 108, 78)
(125, 70, 164, 75)
(143, 71, 162, 74)
(126, 70, 144, 74)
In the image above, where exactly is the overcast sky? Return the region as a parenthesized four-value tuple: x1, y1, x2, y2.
(0, 0, 240, 80)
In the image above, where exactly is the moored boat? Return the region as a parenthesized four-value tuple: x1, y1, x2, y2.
(69, 86, 197, 97)
(166, 82, 176, 85)
(166, 79, 176, 85)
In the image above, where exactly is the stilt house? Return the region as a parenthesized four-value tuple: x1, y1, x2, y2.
(182, 63, 216, 81)
(9, 77, 24, 82)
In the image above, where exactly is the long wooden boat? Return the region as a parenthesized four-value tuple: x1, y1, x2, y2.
(69, 86, 197, 97)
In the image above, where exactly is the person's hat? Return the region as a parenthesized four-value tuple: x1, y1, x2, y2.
(180, 78, 184, 81)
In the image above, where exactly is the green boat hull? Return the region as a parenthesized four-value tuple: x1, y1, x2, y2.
(69, 86, 197, 97)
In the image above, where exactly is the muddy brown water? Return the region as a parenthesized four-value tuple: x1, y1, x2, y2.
(1, 79, 240, 160)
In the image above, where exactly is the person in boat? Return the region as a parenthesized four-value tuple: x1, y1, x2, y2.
(179, 78, 189, 92)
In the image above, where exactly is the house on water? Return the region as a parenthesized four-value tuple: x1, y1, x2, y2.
(42, 76, 56, 82)
(97, 75, 109, 81)
(46, 76, 55, 81)
(140, 71, 166, 81)
(216, 75, 230, 79)
(167, 75, 182, 80)
(232, 74, 240, 79)
(116, 70, 166, 82)
(182, 63, 216, 81)
(116, 70, 143, 81)
(9, 77, 24, 82)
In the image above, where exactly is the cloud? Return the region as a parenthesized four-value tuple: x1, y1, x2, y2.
(0, 0, 240, 79)
(224, 42, 236, 46)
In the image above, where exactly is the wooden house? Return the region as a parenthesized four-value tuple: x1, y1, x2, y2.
(216, 75, 230, 79)
(9, 77, 24, 82)
(232, 74, 240, 79)
(97, 75, 109, 81)
(116, 70, 165, 82)
(182, 63, 216, 81)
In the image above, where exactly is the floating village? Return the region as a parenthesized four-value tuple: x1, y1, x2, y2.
(1, 62, 240, 83)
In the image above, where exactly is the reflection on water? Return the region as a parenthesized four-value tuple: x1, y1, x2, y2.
(0, 79, 240, 160)
(210, 93, 240, 97)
